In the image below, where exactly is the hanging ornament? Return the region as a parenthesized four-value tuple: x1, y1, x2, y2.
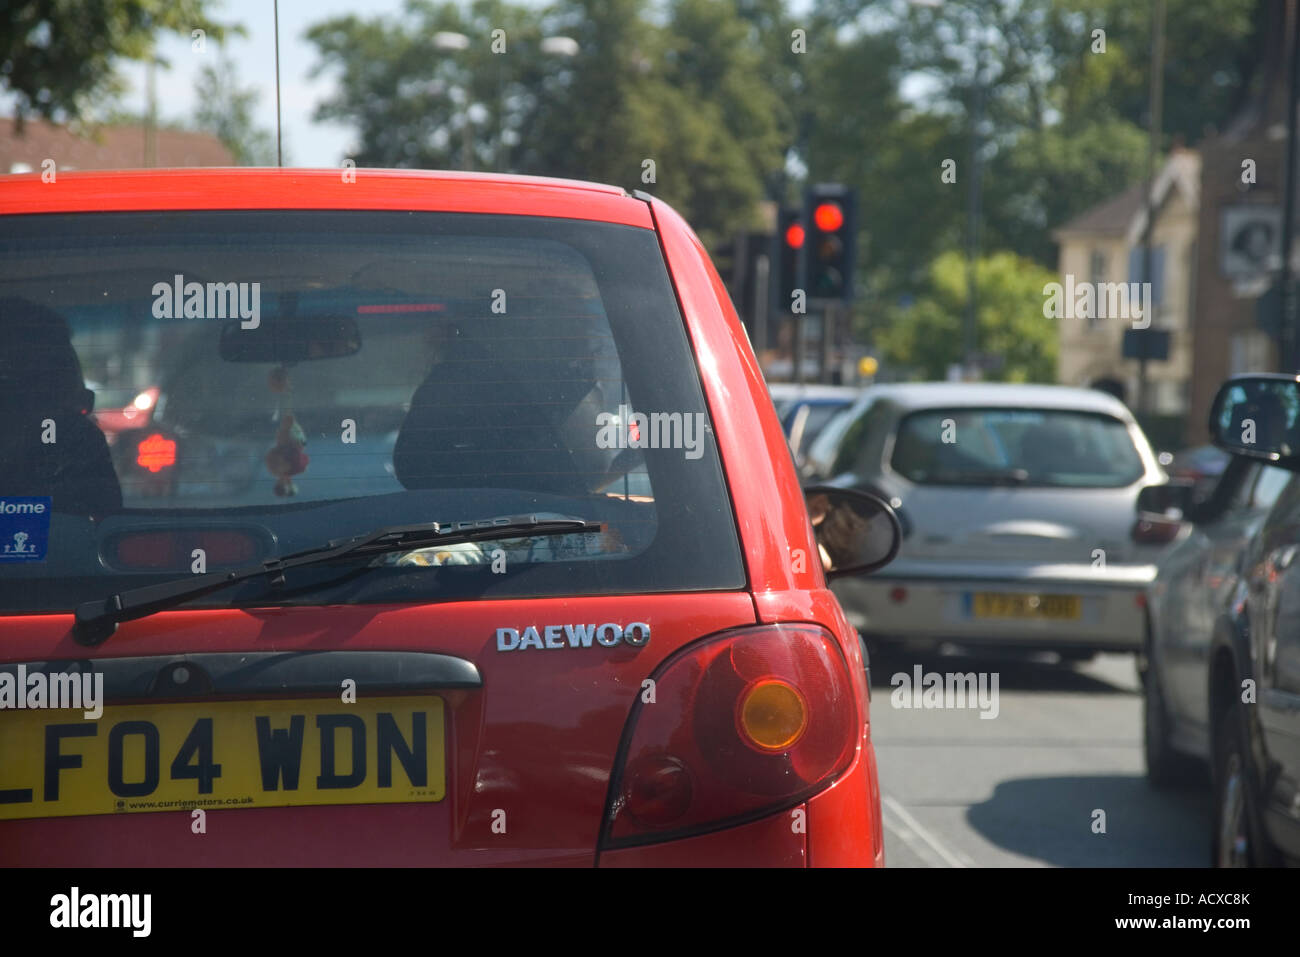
(264, 365, 309, 496)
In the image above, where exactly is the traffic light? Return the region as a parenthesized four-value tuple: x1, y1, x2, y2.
(801, 184, 856, 302)
(774, 207, 804, 311)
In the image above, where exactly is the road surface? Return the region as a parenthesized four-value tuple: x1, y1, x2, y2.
(868, 647, 1212, 867)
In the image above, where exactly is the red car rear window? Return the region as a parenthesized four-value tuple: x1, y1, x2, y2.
(0, 210, 745, 612)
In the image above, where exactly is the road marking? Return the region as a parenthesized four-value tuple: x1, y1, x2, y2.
(882, 794, 974, 868)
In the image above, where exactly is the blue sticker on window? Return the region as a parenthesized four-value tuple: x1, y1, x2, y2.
(0, 497, 51, 561)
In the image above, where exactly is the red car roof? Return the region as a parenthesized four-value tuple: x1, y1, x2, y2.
(0, 167, 653, 228)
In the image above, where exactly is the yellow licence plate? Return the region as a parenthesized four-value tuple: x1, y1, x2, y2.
(971, 593, 1081, 620)
(0, 695, 444, 821)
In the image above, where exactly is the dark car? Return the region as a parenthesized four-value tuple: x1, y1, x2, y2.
(1140, 456, 1290, 791)
(1140, 373, 1300, 866)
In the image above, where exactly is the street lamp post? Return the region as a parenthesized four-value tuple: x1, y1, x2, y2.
(965, 39, 985, 380)
(910, 0, 981, 380)
(1137, 0, 1166, 417)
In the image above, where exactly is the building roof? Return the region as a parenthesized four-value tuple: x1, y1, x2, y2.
(0, 117, 234, 173)
(1055, 184, 1146, 236)
(1053, 148, 1201, 244)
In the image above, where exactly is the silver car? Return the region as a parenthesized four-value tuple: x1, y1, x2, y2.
(824, 382, 1166, 658)
(767, 383, 864, 473)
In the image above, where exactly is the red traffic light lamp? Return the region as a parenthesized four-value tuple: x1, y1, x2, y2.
(801, 185, 856, 302)
(813, 202, 844, 233)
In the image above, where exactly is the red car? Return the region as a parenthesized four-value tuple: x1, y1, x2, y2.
(0, 169, 899, 867)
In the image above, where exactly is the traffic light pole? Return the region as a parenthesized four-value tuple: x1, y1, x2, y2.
(793, 312, 805, 385)
(820, 304, 835, 383)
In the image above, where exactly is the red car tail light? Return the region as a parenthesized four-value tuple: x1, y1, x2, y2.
(602, 623, 859, 848)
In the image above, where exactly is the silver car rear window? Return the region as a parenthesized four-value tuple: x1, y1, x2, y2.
(891, 408, 1145, 488)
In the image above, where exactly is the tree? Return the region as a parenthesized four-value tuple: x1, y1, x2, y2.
(887, 0, 1259, 147)
(810, 0, 1260, 278)
(513, 0, 673, 197)
(874, 250, 1059, 382)
(193, 51, 280, 165)
(307, 0, 786, 247)
(800, 22, 968, 305)
(983, 116, 1148, 264)
(646, 0, 789, 244)
(308, 0, 547, 171)
(1046, 0, 1261, 147)
(2, 0, 236, 128)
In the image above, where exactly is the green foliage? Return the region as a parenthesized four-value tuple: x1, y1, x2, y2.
(984, 115, 1149, 263)
(888, 0, 1259, 145)
(1, 0, 237, 126)
(1047, 0, 1261, 146)
(307, 0, 531, 172)
(307, 0, 786, 247)
(874, 250, 1059, 383)
(193, 51, 279, 166)
(801, 24, 968, 305)
(813, 0, 1259, 304)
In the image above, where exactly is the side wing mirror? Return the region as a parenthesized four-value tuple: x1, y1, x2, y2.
(1132, 480, 1194, 545)
(803, 485, 902, 579)
(1208, 373, 1300, 469)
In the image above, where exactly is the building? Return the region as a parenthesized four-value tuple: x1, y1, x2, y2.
(1052, 148, 1201, 446)
(1187, 1, 1295, 440)
(0, 117, 233, 174)
(1054, 2, 1300, 448)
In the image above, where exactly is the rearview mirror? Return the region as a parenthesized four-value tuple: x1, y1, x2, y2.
(804, 485, 901, 579)
(220, 315, 362, 363)
(1208, 373, 1300, 468)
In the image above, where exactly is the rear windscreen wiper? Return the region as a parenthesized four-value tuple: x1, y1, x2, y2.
(73, 515, 603, 646)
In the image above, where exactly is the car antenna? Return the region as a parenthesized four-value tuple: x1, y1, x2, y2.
(274, 0, 283, 167)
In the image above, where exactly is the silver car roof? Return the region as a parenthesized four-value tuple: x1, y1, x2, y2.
(766, 383, 865, 402)
(859, 382, 1135, 420)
